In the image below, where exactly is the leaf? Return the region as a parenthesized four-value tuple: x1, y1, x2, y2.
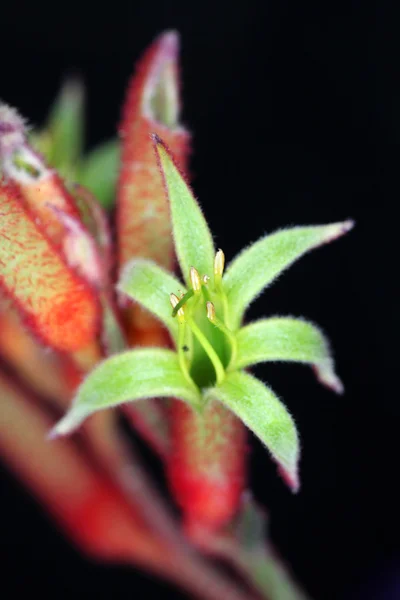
(206, 371, 300, 492)
(234, 317, 343, 393)
(47, 78, 85, 173)
(79, 139, 119, 209)
(223, 222, 354, 330)
(153, 136, 215, 284)
(50, 349, 200, 437)
(118, 258, 184, 343)
(0, 183, 99, 352)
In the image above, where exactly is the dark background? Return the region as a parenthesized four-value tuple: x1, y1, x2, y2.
(1, 1, 397, 599)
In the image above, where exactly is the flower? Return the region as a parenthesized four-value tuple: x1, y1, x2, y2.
(51, 135, 353, 491)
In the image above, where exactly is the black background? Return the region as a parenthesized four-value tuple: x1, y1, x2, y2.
(1, 1, 398, 599)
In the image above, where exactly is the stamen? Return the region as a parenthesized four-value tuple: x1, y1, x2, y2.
(214, 249, 225, 283)
(202, 274, 210, 285)
(170, 293, 185, 323)
(170, 295, 196, 390)
(171, 289, 194, 317)
(190, 266, 201, 293)
(206, 301, 216, 323)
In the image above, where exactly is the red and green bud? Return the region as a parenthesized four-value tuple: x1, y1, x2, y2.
(0, 183, 100, 352)
(117, 30, 190, 342)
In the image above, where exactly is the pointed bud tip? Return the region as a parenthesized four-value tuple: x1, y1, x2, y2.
(157, 30, 180, 58)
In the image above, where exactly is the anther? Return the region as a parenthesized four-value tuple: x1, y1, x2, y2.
(170, 293, 185, 323)
(190, 266, 201, 293)
(214, 249, 225, 282)
(206, 301, 216, 323)
(202, 274, 210, 285)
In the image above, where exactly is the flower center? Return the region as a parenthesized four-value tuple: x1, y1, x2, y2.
(170, 250, 236, 390)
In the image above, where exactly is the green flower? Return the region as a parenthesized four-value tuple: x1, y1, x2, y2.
(51, 135, 353, 490)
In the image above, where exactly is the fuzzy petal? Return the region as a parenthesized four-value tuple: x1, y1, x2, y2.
(223, 222, 354, 330)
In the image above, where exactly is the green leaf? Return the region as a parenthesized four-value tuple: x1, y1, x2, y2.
(79, 139, 119, 209)
(206, 371, 299, 491)
(47, 78, 85, 172)
(50, 349, 200, 437)
(223, 222, 354, 330)
(234, 317, 343, 393)
(118, 258, 184, 343)
(153, 135, 215, 284)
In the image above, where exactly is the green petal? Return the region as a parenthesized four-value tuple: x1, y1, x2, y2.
(234, 317, 343, 393)
(50, 349, 200, 437)
(118, 258, 184, 343)
(223, 222, 354, 330)
(206, 371, 300, 491)
(153, 135, 215, 283)
(79, 139, 119, 209)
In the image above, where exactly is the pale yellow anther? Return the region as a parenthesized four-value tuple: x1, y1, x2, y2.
(169, 293, 179, 309)
(170, 293, 185, 323)
(214, 249, 225, 282)
(202, 274, 210, 285)
(190, 266, 201, 293)
(206, 301, 216, 323)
